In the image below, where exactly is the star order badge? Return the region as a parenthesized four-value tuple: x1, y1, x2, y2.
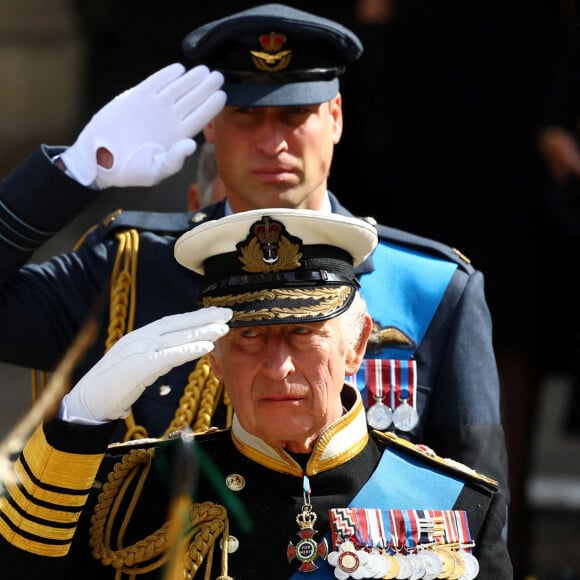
(287, 504, 328, 572)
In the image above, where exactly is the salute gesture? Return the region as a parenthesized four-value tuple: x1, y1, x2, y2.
(61, 63, 226, 188)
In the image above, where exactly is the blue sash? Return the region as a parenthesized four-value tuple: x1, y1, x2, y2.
(354, 241, 457, 389)
(359, 240, 457, 360)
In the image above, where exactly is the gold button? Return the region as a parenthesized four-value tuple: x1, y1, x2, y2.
(225, 473, 246, 491)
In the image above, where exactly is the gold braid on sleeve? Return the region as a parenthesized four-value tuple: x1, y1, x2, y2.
(89, 447, 232, 579)
(106, 229, 232, 441)
(30, 227, 234, 440)
(103, 229, 232, 441)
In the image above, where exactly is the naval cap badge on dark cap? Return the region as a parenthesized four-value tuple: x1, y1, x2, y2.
(181, 3, 363, 106)
(174, 209, 377, 327)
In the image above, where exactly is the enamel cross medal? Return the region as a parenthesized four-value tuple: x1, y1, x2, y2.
(287, 474, 328, 572)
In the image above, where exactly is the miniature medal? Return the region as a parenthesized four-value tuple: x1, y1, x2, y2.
(457, 551, 480, 580)
(433, 546, 456, 579)
(391, 359, 419, 432)
(381, 552, 400, 579)
(364, 359, 394, 430)
(327, 540, 360, 578)
(392, 399, 419, 431)
(417, 549, 443, 580)
(366, 399, 393, 430)
(393, 552, 413, 579)
(407, 552, 426, 580)
(448, 550, 467, 579)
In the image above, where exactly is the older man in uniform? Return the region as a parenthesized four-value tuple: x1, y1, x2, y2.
(0, 208, 512, 578)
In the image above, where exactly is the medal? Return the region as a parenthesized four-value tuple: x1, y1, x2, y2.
(392, 399, 419, 431)
(327, 507, 478, 579)
(448, 550, 467, 579)
(363, 359, 394, 430)
(433, 546, 456, 579)
(381, 552, 400, 579)
(417, 549, 443, 580)
(368, 549, 390, 577)
(366, 401, 393, 431)
(457, 551, 480, 580)
(362, 359, 420, 432)
(393, 553, 413, 579)
(452, 510, 479, 580)
(391, 360, 419, 432)
(328, 540, 361, 579)
(287, 475, 328, 572)
(407, 553, 426, 579)
(337, 546, 362, 575)
(415, 511, 442, 580)
(328, 540, 375, 579)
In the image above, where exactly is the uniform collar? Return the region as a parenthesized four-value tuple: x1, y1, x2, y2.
(223, 191, 332, 217)
(230, 384, 369, 477)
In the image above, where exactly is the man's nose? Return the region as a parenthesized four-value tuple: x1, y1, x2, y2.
(256, 116, 288, 156)
(261, 335, 295, 379)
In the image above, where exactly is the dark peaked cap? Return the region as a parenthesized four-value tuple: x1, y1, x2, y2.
(182, 3, 363, 106)
(174, 209, 377, 327)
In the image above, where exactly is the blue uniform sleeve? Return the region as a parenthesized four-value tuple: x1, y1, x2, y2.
(0, 147, 111, 370)
(419, 268, 509, 496)
(0, 146, 98, 274)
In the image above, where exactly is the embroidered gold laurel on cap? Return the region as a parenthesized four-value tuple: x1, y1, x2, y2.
(174, 207, 378, 327)
(238, 216, 302, 273)
(250, 31, 292, 72)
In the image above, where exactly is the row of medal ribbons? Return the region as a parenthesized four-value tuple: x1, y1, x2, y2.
(328, 508, 479, 579)
(353, 359, 420, 431)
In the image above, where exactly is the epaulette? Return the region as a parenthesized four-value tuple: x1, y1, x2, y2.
(364, 218, 474, 274)
(106, 426, 231, 453)
(371, 430, 498, 489)
(74, 204, 226, 249)
(97, 208, 212, 235)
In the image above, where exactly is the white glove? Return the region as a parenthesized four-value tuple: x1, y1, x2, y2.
(61, 307, 232, 424)
(60, 63, 226, 189)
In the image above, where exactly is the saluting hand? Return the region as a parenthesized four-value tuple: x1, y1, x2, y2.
(60, 63, 226, 189)
(61, 307, 232, 424)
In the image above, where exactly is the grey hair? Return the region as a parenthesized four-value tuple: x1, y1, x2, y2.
(340, 291, 369, 349)
(196, 142, 219, 207)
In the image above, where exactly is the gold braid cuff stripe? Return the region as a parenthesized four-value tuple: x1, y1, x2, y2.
(0, 424, 103, 556)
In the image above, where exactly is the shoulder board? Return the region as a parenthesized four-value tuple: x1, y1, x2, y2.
(106, 427, 231, 454)
(78, 202, 226, 246)
(100, 207, 220, 235)
(371, 430, 498, 490)
(363, 218, 474, 273)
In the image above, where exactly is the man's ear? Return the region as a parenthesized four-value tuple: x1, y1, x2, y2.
(203, 122, 215, 143)
(344, 314, 372, 376)
(188, 183, 201, 211)
(208, 350, 224, 381)
(330, 93, 343, 145)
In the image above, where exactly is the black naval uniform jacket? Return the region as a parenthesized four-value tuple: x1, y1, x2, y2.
(0, 146, 508, 500)
(0, 386, 512, 579)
